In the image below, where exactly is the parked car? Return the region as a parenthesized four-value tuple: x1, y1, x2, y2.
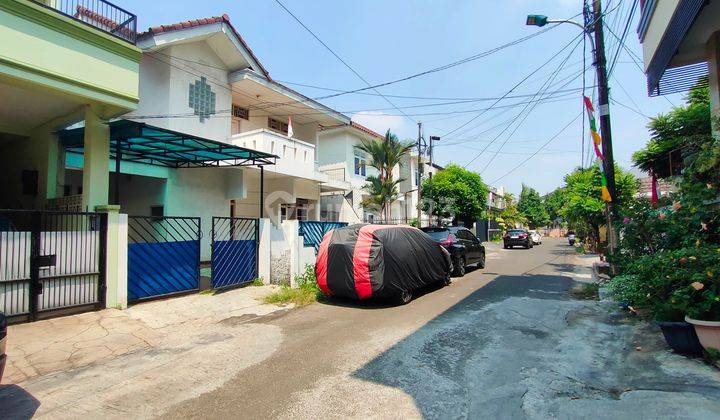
(529, 230, 542, 245)
(503, 229, 534, 249)
(316, 224, 452, 304)
(421, 226, 486, 277)
(0, 311, 6, 383)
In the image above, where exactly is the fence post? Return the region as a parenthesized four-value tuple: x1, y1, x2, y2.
(97, 205, 127, 309)
(257, 218, 271, 284)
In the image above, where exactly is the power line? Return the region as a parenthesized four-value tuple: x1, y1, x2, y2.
(489, 112, 583, 184)
(272, 0, 415, 123)
(476, 36, 584, 173)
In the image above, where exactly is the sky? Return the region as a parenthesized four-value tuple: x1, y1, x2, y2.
(122, 0, 684, 196)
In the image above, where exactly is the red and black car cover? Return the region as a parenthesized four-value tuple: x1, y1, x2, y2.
(315, 224, 451, 300)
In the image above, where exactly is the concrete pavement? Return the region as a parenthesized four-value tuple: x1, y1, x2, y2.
(3, 239, 720, 419)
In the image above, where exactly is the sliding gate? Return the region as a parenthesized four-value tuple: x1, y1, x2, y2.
(127, 216, 200, 301)
(0, 210, 107, 322)
(211, 217, 258, 289)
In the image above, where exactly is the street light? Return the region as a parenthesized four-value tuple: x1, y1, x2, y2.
(525, 14, 595, 50)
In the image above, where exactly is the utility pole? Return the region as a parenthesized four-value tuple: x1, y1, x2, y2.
(416, 122, 424, 225)
(428, 135, 440, 225)
(591, 0, 618, 256)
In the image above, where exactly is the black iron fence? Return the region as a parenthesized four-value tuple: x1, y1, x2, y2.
(31, 0, 137, 44)
(0, 210, 107, 322)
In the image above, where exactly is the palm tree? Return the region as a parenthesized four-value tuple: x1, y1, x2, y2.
(355, 130, 414, 220)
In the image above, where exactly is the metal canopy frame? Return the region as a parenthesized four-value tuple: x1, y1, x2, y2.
(59, 120, 277, 168)
(58, 119, 274, 216)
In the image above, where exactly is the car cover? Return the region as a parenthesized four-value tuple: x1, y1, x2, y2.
(315, 224, 451, 300)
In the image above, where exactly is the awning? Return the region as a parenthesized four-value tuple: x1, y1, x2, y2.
(58, 119, 277, 168)
(643, 0, 707, 96)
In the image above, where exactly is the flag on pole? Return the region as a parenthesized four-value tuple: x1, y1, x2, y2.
(287, 116, 294, 138)
(650, 171, 659, 205)
(584, 96, 612, 202)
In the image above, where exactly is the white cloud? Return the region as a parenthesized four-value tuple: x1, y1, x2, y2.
(351, 111, 414, 139)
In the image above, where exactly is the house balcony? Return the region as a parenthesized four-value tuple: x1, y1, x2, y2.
(229, 129, 318, 180)
(30, 0, 137, 44)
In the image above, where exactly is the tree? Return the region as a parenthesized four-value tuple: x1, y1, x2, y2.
(543, 188, 567, 225)
(496, 193, 526, 231)
(420, 164, 488, 226)
(561, 164, 636, 248)
(517, 184, 550, 228)
(355, 130, 414, 220)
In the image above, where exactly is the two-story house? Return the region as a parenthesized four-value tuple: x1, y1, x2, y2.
(318, 122, 441, 225)
(56, 14, 352, 261)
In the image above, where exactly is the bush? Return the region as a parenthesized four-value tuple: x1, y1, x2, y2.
(263, 264, 322, 306)
(608, 246, 720, 321)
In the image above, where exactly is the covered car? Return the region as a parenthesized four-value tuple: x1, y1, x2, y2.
(315, 224, 452, 303)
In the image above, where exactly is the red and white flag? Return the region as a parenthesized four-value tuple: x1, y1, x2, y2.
(288, 116, 294, 138)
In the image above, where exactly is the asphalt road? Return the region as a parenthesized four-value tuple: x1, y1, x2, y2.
(162, 238, 720, 420)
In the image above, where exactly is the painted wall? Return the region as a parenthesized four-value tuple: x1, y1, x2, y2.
(640, 0, 678, 70)
(127, 43, 232, 142)
(0, 0, 140, 111)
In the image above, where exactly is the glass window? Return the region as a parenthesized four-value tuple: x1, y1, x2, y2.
(354, 154, 366, 176)
(268, 117, 289, 135)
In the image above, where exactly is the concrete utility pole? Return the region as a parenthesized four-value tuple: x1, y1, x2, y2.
(428, 135, 440, 225)
(416, 122, 424, 225)
(590, 0, 618, 255)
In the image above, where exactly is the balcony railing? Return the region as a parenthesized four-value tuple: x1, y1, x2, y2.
(31, 0, 137, 44)
(229, 129, 317, 179)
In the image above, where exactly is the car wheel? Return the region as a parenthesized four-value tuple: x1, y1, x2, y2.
(478, 252, 486, 269)
(444, 276, 452, 286)
(525, 242, 530, 249)
(452, 256, 466, 277)
(399, 290, 412, 305)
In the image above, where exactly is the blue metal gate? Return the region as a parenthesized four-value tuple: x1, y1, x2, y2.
(127, 216, 200, 301)
(211, 217, 258, 289)
(298, 221, 348, 251)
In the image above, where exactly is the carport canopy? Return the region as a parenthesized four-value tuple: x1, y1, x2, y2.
(58, 119, 276, 217)
(58, 119, 277, 168)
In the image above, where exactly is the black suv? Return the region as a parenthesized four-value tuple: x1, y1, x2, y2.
(421, 226, 485, 277)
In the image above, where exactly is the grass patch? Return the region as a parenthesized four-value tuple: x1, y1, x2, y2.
(251, 278, 264, 286)
(262, 265, 322, 306)
(573, 282, 599, 300)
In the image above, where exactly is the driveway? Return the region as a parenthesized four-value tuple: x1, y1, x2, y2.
(3, 238, 720, 419)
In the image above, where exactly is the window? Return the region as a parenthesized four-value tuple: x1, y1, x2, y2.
(354, 154, 366, 176)
(232, 104, 249, 120)
(268, 117, 289, 135)
(414, 169, 420, 186)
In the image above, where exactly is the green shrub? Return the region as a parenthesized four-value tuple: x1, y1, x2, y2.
(263, 264, 322, 306)
(608, 246, 720, 321)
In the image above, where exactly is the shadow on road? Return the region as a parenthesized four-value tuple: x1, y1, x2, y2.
(0, 384, 40, 419)
(349, 273, 720, 418)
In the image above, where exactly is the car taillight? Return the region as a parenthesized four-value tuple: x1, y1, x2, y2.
(519, 233, 528, 238)
(440, 233, 456, 246)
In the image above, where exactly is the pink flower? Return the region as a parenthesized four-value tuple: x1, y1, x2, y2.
(658, 212, 666, 220)
(673, 202, 682, 211)
(692, 282, 705, 291)
(623, 216, 631, 225)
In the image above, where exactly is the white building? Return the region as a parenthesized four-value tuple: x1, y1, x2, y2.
(318, 123, 442, 225)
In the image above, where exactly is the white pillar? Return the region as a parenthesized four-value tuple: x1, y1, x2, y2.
(82, 106, 110, 211)
(98, 205, 128, 309)
(258, 218, 271, 284)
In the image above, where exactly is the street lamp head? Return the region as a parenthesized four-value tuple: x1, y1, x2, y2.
(429, 136, 440, 141)
(526, 14, 548, 27)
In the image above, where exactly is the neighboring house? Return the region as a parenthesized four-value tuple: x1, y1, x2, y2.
(488, 186, 507, 212)
(0, 0, 141, 318)
(636, 176, 678, 199)
(317, 122, 382, 223)
(637, 0, 719, 119)
(318, 122, 441, 225)
(0, 0, 141, 211)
